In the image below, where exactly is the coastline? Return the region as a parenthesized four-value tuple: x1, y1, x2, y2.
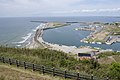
(26, 23, 100, 55)
(26, 24, 45, 49)
(80, 23, 120, 45)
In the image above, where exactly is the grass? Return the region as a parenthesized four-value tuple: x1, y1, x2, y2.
(86, 23, 120, 43)
(0, 46, 69, 68)
(112, 55, 120, 62)
(0, 46, 80, 73)
(86, 38, 94, 42)
(53, 23, 70, 27)
(112, 27, 120, 32)
(0, 63, 70, 80)
(105, 25, 120, 34)
(98, 57, 115, 64)
(97, 51, 120, 58)
(0, 47, 96, 77)
(0, 63, 49, 80)
(86, 37, 105, 43)
(97, 51, 120, 64)
(1, 46, 120, 79)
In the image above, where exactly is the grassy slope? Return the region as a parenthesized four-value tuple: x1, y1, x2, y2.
(0, 46, 76, 69)
(0, 63, 69, 80)
(1, 46, 120, 79)
(98, 51, 120, 64)
(0, 63, 49, 80)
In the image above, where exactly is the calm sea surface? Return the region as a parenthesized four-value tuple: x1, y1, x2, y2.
(0, 17, 120, 51)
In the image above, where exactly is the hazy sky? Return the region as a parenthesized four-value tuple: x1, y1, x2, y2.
(0, 0, 120, 17)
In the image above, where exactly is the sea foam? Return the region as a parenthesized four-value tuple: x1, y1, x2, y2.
(32, 26, 40, 32)
(32, 23, 44, 32)
(16, 45, 21, 47)
(14, 33, 33, 44)
(13, 23, 44, 44)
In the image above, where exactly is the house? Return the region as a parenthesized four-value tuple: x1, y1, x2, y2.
(78, 52, 96, 60)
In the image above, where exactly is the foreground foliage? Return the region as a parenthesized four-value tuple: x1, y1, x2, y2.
(109, 62, 120, 80)
(0, 63, 67, 80)
(0, 46, 120, 79)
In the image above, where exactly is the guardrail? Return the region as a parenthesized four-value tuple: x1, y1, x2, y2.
(0, 57, 108, 80)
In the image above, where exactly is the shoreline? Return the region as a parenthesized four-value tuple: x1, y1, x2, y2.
(80, 23, 120, 45)
(26, 23, 100, 55)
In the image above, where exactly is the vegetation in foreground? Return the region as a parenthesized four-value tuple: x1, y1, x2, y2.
(0, 63, 69, 80)
(0, 63, 49, 80)
(0, 46, 120, 80)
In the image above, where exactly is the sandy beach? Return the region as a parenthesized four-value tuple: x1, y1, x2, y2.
(27, 23, 99, 54)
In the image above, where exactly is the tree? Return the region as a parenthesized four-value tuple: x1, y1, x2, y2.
(109, 62, 120, 80)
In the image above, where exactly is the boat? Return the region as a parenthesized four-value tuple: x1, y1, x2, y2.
(74, 28, 78, 30)
(105, 42, 112, 45)
(96, 42, 102, 44)
(84, 41, 88, 43)
(91, 42, 95, 44)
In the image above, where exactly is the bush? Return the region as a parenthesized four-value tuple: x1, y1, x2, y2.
(109, 62, 120, 80)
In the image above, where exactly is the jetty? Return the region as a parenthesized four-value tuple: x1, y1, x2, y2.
(31, 21, 48, 23)
(27, 22, 98, 54)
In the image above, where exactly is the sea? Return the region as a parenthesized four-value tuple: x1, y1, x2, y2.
(0, 16, 120, 51)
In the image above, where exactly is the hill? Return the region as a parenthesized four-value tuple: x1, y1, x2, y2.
(0, 46, 120, 79)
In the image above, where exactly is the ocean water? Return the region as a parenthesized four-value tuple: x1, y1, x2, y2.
(0, 16, 120, 51)
(0, 17, 41, 47)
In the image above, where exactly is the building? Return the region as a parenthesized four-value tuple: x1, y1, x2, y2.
(78, 52, 96, 60)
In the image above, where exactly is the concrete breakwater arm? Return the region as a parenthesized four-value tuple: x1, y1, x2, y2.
(26, 28, 45, 49)
(27, 22, 99, 55)
(34, 29, 41, 44)
(27, 22, 70, 49)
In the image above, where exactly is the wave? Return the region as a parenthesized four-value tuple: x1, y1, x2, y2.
(32, 23, 44, 32)
(13, 23, 45, 44)
(14, 33, 33, 44)
(32, 26, 40, 32)
(16, 45, 21, 47)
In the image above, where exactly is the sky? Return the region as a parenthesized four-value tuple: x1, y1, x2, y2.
(0, 0, 120, 17)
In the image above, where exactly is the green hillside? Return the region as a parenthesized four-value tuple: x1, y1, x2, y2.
(0, 46, 120, 80)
